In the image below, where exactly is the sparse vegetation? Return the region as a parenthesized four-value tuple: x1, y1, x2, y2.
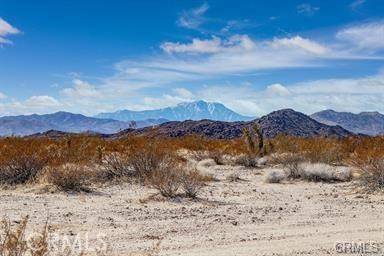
(101, 152, 134, 181)
(180, 170, 205, 198)
(42, 164, 94, 192)
(272, 153, 305, 179)
(264, 169, 286, 183)
(240, 124, 274, 167)
(0, 134, 382, 193)
(0, 144, 46, 185)
(353, 157, 384, 192)
(148, 163, 182, 198)
(296, 162, 352, 182)
(0, 216, 49, 256)
(128, 142, 174, 182)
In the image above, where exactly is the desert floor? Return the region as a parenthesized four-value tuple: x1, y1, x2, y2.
(1, 162, 383, 256)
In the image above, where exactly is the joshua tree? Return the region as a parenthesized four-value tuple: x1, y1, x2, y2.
(243, 123, 266, 157)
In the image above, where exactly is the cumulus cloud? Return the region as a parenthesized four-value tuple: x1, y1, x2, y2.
(193, 73, 384, 116)
(61, 79, 103, 98)
(0, 17, 20, 45)
(266, 83, 291, 96)
(25, 95, 61, 107)
(4, 17, 384, 116)
(296, 4, 320, 16)
(271, 36, 329, 55)
(76, 30, 382, 114)
(177, 3, 209, 30)
(0, 96, 62, 116)
(160, 35, 257, 54)
(161, 36, 223, 54)
(143, 34, 342, 79)
(336, 21, 384, 51)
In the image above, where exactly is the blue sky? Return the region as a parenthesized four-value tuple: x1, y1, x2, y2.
(1, 0, 384, 116)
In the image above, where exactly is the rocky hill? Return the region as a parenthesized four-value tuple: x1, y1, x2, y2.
(111, 109, 352, 139)
(311, 110, 384, 135)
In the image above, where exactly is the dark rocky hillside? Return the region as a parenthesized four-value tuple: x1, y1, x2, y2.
(111, 109, 352, 139)
(311, 110, 384, 135)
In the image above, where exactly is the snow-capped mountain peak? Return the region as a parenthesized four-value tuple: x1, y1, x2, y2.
(95, 100, 253, 122)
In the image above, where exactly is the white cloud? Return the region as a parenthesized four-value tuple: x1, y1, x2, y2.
(0, 96, 62, 116)
(3, 19, 382, 117)
(266, 83, 291, 96)
(177, 3, 209, 30)
(0, 17, 20, 45)
(271, 36, 329, 55)
(25, 96, 61, 107)
(61, 79, 102, 98)
(111, 32, 381, 94)
(193, 72, 384, 116)
(296, 4, 320, 16)
(160, 35, 257, 54)
(161, 36, 222, 54)
(337, 21, 384, 51)
(144, 35, 334, 78)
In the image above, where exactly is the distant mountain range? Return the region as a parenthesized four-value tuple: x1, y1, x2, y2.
(0, 112, 166, 136)
(311, 110, 384, 136)
(95, 100, 253, 122)
(2, 100, 383, 138)
(108, 109, 351, 139)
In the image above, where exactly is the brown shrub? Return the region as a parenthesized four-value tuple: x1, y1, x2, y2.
(271, 135, 349, 165)
(128, 142, 175, 181)
(180, 170, 205, 198)
(0, 153, 45, 185)
(0, 216, 49, 256)
(353, 157, 384, 192)
(271, 153, 305, 179)
(101, 152, 135, 181)
(148, 165, 182, 198)
(42, 164, 93, 192)
(207, 150, 226, 165)
(234, 154, 258, 167)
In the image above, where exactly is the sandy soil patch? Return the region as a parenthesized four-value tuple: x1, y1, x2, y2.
(1, 163, 383, 255)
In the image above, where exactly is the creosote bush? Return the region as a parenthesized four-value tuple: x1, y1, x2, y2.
(101, 152, 135, 181)
(42, 164, 93, 192)
(0, 216, 49, 256)
(353, 157, 384, 192)
(180, 170, 205, 198)
(0, 139, 47, 185)
(128, 142, 174, 182)
(148, 164, 182, 198)
(0, 154, 45, 186)
(272, 153, 305, 179)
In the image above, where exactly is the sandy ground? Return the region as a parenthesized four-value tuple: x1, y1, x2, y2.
(1, 161, 383, 256)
